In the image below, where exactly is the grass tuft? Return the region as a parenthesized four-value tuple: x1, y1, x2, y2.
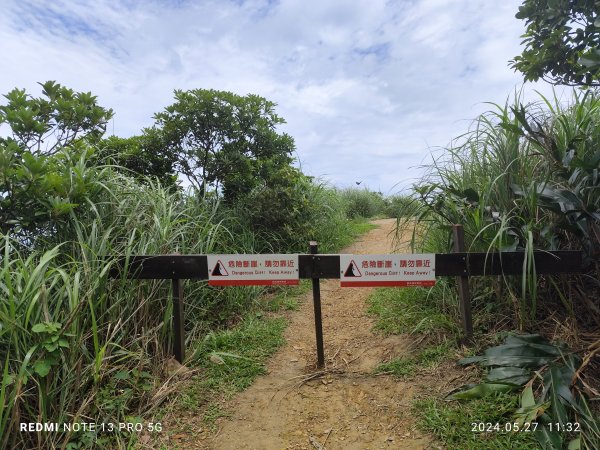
(413, 393, 539, 450)
(367, 285, 458, 338)
(192, 316, 287, 395)
(374, 357, 417, 378)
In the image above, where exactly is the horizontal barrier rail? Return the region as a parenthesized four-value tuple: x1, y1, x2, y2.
(109, 250, 582, 280)
(109, 240, 583, 366)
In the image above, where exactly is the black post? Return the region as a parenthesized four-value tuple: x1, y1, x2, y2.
(171, 278, 185, 363)
(453, 225, 473, 340)
(310, 241, 325, 368)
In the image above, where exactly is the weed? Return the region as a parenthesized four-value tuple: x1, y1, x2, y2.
(413, 393, 539, 449)
(202, 403, 232, 429)
(374, 341, 454, 380)
(418, 341, 454, 368)
(261, 280, 311, 312)
(374, 357, 417, 378)
(191, 316, 286, 395)
(367, 286, 458, 338)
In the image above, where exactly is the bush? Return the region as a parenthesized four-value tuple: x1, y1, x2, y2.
(340, 188, 387, 219)
(404, 89, 600, 330)
(226, 168, 353, 253)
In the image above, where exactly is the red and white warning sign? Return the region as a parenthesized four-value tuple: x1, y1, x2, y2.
(339, 254, 435, 287)
(207, 254, 299, 286)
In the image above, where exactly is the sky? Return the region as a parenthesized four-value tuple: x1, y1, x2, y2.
(0, 0, 568, 194)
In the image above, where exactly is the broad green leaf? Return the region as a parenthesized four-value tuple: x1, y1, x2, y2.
(487, 366, 530, 385)
(514, 401, 549, 427)
(33, 360, 51, 377)
(534, 424, 563, 450)
(31, 323, 47, 333)
(43, 342, 58, 352)
(114, 370, 130, 380)
(544, 364, 572, 425)
(2, 373, 14, 386)
(460, 355, 555, 368)
(521, 383, 535, 409)
(567, 437, 580, 450)
(446, 382, 515, 400)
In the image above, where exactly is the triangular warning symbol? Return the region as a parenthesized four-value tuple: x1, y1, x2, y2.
(344, 260, 362, 277)
(211, 260, 229, 276)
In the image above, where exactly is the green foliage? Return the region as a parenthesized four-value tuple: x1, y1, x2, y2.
(224, 175, 357, 253)
(450, 334, 599, 449)
(0, 80, 377, 449)
(367, 285, 459, 337)
(191, 316, 286, 395)
(0, 81, 113, 154)
(511, 0, 600, 86)
(227, 166, 314, 250)
(404, 89, 600, 329)
(149, 88, 294, 201)
(0, 81, 113, 236)
(374, 357, 416, 378)
(339, 187, 387, 219)
(96, 133, 178, 188)
(0, 170, 236, 449)
(383, 194, 416, 218)
(1, 165, 366, 448)
(30, 321, 73, 377)
(414, 393, 540, 449)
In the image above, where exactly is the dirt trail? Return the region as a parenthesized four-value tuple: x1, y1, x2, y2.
(210, 219, 434, 449)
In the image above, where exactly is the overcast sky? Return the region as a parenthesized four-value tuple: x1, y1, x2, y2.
(0, 0, 567, 194)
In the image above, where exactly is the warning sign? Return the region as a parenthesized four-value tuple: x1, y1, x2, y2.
(211, 260, 229, 276)
(344, 260, 362, 277)
(207, 254, 299, 286)
(339, 254, 435, 287)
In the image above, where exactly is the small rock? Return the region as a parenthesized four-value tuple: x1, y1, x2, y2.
(209, 354, 225, 365)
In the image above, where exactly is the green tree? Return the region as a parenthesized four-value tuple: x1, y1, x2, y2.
(150, 89, 295, 201)
(0, 81, 114, 236)
(96, 133, 178, 188)
(511, 0, 600, 86)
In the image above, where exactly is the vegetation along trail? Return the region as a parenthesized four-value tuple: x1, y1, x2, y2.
(204, 219, 436, 449)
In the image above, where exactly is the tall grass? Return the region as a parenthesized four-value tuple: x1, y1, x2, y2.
(1, 152, 370, 447)
(339, 187, 387, 219)
(403, 89, 600, 331)
(0, 166, 263, 448)
(398, 88, 600, 449)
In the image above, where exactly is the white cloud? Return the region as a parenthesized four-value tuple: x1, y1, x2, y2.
(0, 0, 563, 194)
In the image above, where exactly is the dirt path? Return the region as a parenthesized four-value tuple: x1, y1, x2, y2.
(206, 219, 434, 450)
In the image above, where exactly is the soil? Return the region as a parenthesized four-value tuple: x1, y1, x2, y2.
(169, 219, 453, 450)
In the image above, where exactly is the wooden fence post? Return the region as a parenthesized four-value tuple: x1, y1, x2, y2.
(310, 241, 325, 368)
(453, 225, 473, 340)
(171, 278, 185, 363)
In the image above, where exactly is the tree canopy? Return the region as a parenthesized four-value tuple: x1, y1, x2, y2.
(0, 81, 113, 236)
(96, 132, 178, 188)
(150, 89, 295, 202)
(511, 0, 600, 86)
